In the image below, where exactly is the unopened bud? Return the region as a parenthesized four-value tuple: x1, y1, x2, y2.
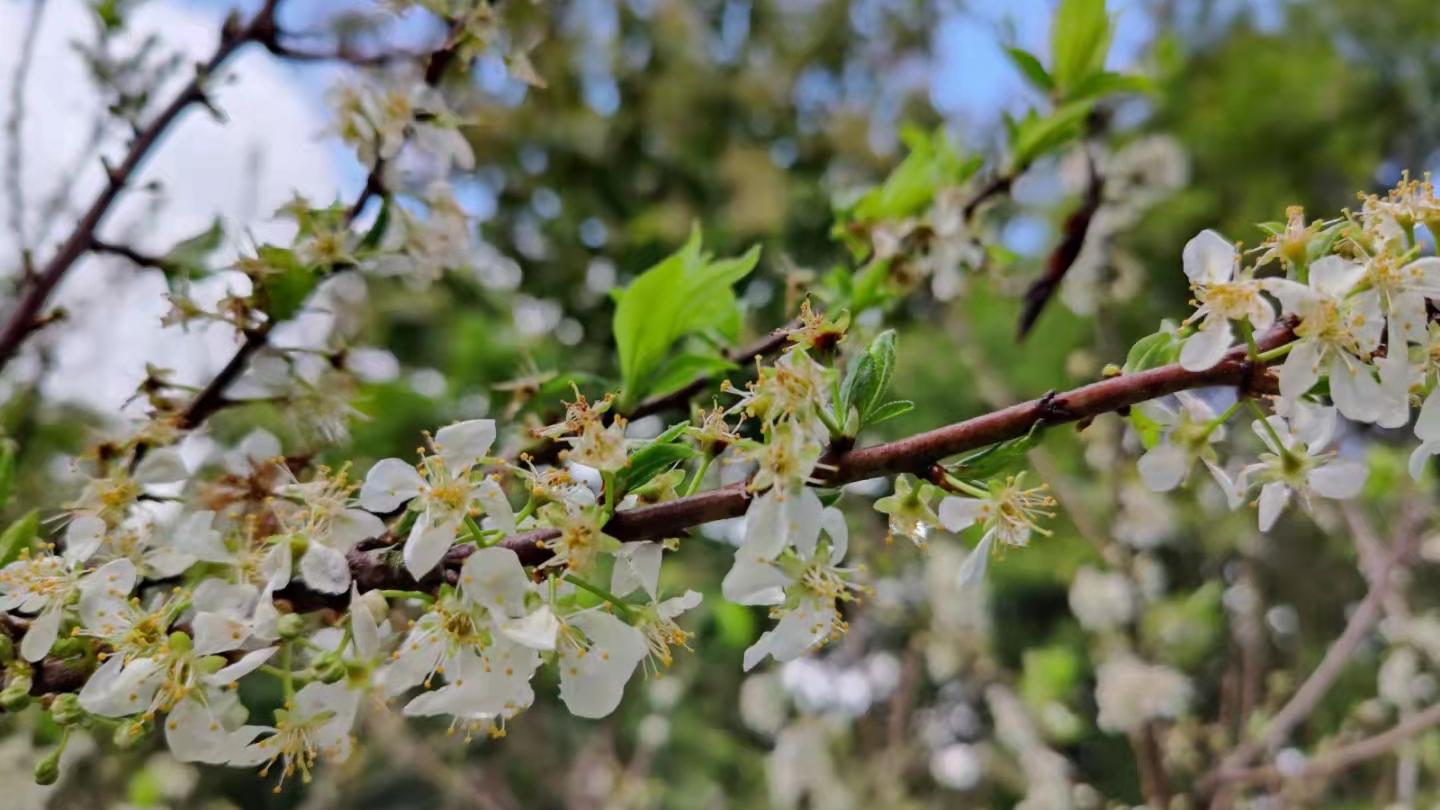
(113, 718, 148, 749)
(1, 677, 33, 711)
(0, 635, 14, 662)
(359, 590, 389, 623)
(276, 613, 305, 640)
(167, 631, 193, 653)
(33, 745, 62, 785)
(49, 694, 85, 726)
(314, 654, 346, 684)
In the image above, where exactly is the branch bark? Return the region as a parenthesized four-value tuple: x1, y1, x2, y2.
(0, 0, 284, 375)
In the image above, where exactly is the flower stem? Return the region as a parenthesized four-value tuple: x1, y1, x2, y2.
(1203, 399, 1244, 439)
(563, 573, 634, 620)
(464, 515, 490, 546)
(514, 495, 537, 526)
(1246, 399, 1288, 451)
(1238, 320, 1261, 361)
(942, 473, 990, 498)
(379, 589, 434, 605)
(683, 453, 715, 497)
(1257, 341, 1296, 363)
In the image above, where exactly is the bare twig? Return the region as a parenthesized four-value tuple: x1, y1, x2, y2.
(1202, 520, 1420, 793)
(0, 0, 285, 374)
(1217, 702, 1440, 789)
(4, 0, 46, 260)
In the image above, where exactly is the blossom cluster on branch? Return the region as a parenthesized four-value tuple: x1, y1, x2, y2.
(6, 0, 1440, 802)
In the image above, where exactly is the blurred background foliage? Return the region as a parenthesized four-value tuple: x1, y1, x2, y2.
(13, 0, 1440, 808)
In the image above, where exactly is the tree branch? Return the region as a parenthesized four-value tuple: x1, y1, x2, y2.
(1201, 521, 1419, 794)
(0, 0, 284, 375)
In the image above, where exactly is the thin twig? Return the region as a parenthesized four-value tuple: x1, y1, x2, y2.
(1202, 521, 1419, 792)
(0, 0, 285, 374)
(4, 0, 46, 261)
(1217, 702, 1440, 789)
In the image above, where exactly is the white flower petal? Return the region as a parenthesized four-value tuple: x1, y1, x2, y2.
(1309, 460, 1367, 499)
(1182, 229, 1236, 285)
(957, 532, 995, 587)
(1257, 482, 1290, 532)
(192, 611, 251, 656)
(300, 541, 352, 594)
(558, 611, 646, 718)
(938, 496, 984, 533)
(21, 603, 62, 662)
(63, 515, 106, 564)
(359, 458, 425, 513)
(1179, 318, 1232, 372)
(1137, 442, 1189, 492)
(403, 514, 456, 579)
(434, 419, 497, 473)
(611, 541, 663, 599)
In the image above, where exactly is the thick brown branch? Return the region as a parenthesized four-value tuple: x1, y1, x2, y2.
(0, 0, 284, 375)
(501, 325, 1293, 565)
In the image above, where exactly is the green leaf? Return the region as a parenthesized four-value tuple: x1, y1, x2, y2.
(1006, 47, 1054, 92)
(612, 228, 760, 408)
(846, 126, 982, 223)
(614, 421, 696, 496)
(159, 218, 224, 288)
(0, 440, 16, 509)
(1123, 327, 1182, 373)
(646, 352, 738, 401)
(837, 330, 898, 434)
(254, 246, 318, 322)
(358, 197, 392, 252)
(1009, 101, 1094, 171)
(1063, 70, 1152, 102)
(1050, 0, 1112, 96)
(946, 422, 1047, 480)
(0, 509, 41, 568)
(866, 399, 914, 426)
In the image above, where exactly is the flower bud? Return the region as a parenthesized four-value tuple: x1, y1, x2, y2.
(33, 745, 62, 786)
(314, 654, 346, 684)
(0, 635, 14, 662)
(48, 694, 85, 726)
(1, 676, 33, 711)
(276, 613, 306, 640)
(358, 589, 389, 624)
(167, 631, 193, 653)
(113, 718, 148, 749)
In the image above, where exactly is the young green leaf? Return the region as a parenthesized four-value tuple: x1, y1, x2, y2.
(1006, 47, 1054, 92)
(0, 509, 40, 568)
(612, 228, 760, 408)
(1050, 0, 1112, 97)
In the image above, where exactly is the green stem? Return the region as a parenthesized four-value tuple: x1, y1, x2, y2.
(513, 495, 537, 526)
(1238, 320, 1260, 361)
(1202, 399, 1244, 439)
(601, 471, 618, 521)
(379, 589, 434, 604)
(683, 453, 715, 497)
(942, 473, 990, 498)
(279, 642, 295, 702)
(1246, 399, 1288, 451)
(464, 515, 490, 546)
(563, 574, 635, 620)
(1256, 341, 1297, 363)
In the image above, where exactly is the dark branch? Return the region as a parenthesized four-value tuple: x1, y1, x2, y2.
(0, 0, 285, 375)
